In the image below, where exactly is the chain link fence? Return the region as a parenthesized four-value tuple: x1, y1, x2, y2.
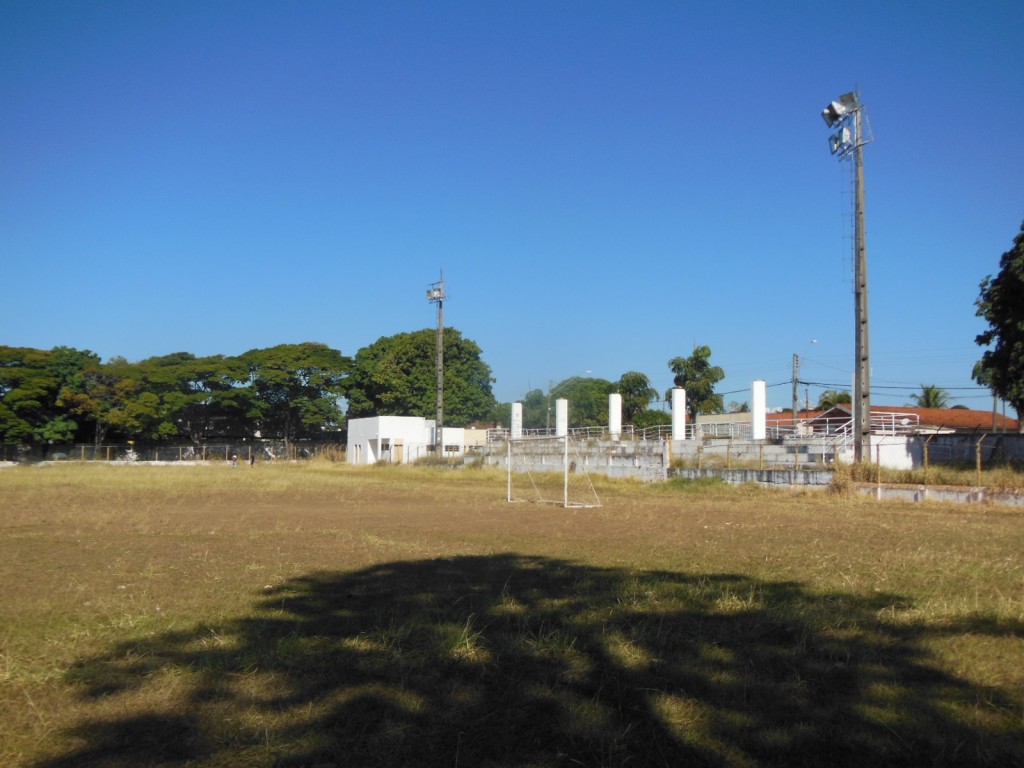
(0, 442, 345, 464)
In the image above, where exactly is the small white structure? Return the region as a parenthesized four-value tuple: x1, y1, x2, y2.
(347, 416, 468, 465)
(511, 402, 524, 439)
(671, 388, 687, 441)
(751, 380, 767, 440)
(555, 398, 568, 437)
(608, 393, 622, 437)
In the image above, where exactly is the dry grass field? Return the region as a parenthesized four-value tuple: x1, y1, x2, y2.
(1, 462, 1022, 767)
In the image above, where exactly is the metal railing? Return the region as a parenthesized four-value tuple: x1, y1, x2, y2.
(487, 411, 922, 447)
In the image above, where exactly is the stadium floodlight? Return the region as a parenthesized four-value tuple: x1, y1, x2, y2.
(829, 126, 853, 156)
(821, 100, 847, 127)
(821, 92, 859, 127)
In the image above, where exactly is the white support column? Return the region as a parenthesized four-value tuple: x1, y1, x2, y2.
(608, 393, 622, 437)
(671, 388, 687, 441)
(555, 398, 569, 437)
(752, 380, 767, 440)
(511, 402, 523, 440)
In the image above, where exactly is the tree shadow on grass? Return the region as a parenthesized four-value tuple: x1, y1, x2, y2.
(44, 555, 1023, 767)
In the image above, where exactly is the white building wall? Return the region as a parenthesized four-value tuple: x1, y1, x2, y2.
(348, 416, 470, 465)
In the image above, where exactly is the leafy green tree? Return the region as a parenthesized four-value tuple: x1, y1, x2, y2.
(0, 346, 55, 443)
(617, 371, 658, 423)
(240, 343, 350, 446)
(519, 388, 548, 430)
(631, 408, 671, 430)
(667, 346, 725, 424)
(974, 221, 1024, 431)
(909, 385, 950, 410)
(484, 401, 512, 428)
(345, 329, 495, 426)
(136, 353, 246, 447)
(549, 377, 615, 428)
(817, 389, 851, 410)
(60, 358, 156, 446)
(0, 345, 99, 444)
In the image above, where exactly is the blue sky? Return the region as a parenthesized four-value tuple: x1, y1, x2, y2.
(3, 1, 1022, 411)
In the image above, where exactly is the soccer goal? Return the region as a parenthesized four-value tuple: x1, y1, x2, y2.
(506, 434, 601, 508)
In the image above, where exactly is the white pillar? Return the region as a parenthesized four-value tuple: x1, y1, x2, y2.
(608, 393, 622, 437)
(511, 402, 523, 439)
(555, 398, 568, 437)
(671, 388, 687, 441)
(752, 380, 766, 440)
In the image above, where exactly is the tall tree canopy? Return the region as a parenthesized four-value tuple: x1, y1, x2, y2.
(616, 371, 658, 424)
(548, 377, 615, 428)
(974, 220, 1024, 430)
(60, 357, 155, 446)
(0, 346, 99, 443)
(667, 345, 725, 424)
(137, 353, 246, 448)
(345, 329, 496, 426)
(239, 343, 350, 445)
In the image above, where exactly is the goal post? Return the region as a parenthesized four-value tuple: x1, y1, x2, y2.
(506, 434, 601, 508)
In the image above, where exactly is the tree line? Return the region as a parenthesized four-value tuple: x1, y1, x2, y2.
(0, 331, 733, 447)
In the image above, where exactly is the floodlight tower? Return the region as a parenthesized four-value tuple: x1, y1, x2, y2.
(822, 91, 872, 463)
(426, 274, 445, 457)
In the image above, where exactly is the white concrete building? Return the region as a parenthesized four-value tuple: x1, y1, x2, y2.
(346, 416, 470, 465)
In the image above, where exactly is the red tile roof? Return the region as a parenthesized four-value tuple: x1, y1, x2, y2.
(768, 405, 1019, 432)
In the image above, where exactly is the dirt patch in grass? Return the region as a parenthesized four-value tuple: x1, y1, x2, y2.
(1, 464, 1022, 767)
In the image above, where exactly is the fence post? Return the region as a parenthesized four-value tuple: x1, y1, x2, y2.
(726, 442, 732, 470)
(758, 443, 764, 469)
(697, 444, 703, 470)
(106, 445, 111, 462)
(923, 433, 936, 486)
(976, 434, 988, 485)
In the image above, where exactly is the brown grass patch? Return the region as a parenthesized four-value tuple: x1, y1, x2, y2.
(1, 463, 1022, 767)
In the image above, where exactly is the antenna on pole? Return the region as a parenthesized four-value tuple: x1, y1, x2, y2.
(822, 90, 872, 463)
(426, 273, 445, 459)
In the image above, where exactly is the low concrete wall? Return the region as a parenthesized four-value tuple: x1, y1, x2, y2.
(485, 439, 1024, 507)
(669, 467, 833, 487)
(857, 484, 1024, 507)
(487, 439, 669, 482)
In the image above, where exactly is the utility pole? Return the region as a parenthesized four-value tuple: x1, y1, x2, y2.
(822, 91, 872, 463)
(792, 353, 800, 428)
(427, 274, 445, 458)
(852, 104, 871, 463)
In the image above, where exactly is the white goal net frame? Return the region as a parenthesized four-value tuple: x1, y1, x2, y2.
(506, 434, 602, 509)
